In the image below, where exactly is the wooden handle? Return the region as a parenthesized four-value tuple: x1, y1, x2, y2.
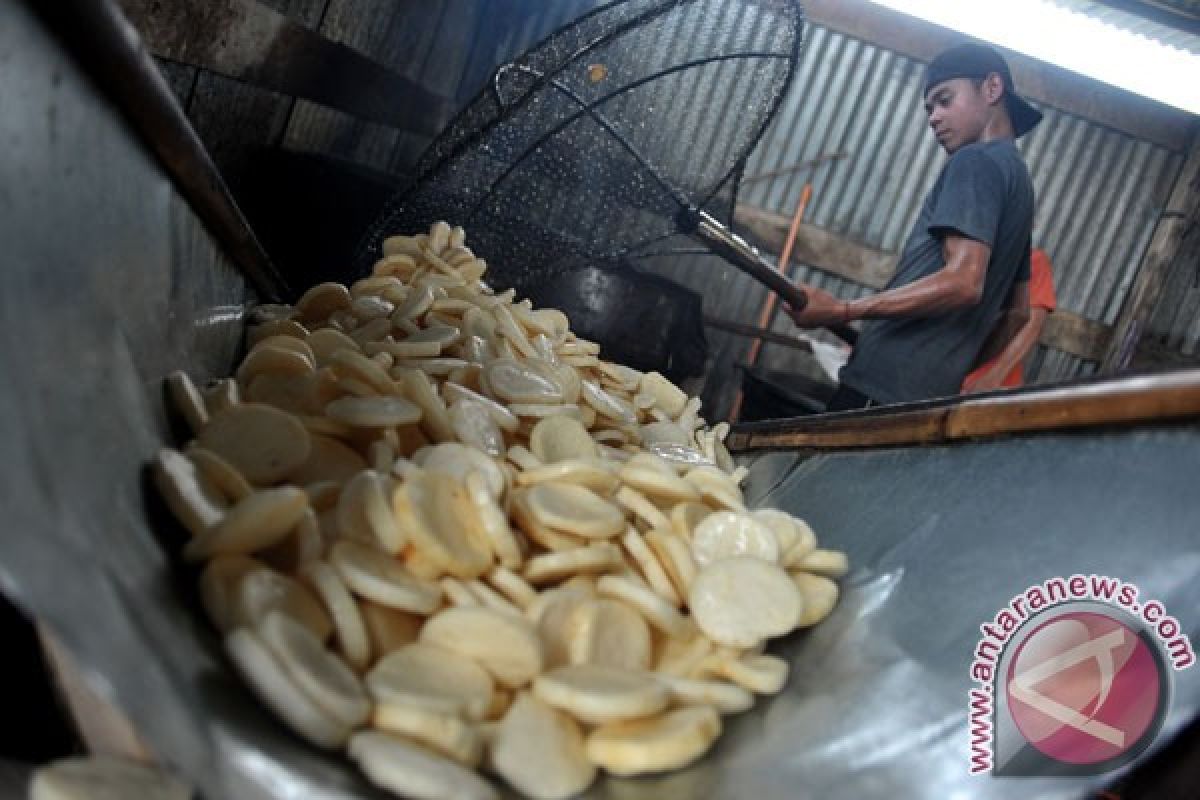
(728, 369, 1200, 452)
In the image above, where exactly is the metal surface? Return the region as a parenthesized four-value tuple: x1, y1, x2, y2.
(693, 210, 812, 311)
(523, 262, 709, 381)
(280, 0, 610, 175)
(0, 761, 33, 798)
(738, 425, 1200, 799)
(0, 2, 274, 798)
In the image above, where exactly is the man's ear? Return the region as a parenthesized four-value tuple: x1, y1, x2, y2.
(982, 72, 1005, 106)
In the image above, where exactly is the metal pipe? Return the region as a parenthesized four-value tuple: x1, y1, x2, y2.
(689, 209, 810, 310)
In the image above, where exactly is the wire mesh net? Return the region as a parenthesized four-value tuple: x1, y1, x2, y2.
(355, 0, 803, 296)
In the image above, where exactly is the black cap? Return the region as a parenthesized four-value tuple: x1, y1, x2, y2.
(924, 43, 1043, 138)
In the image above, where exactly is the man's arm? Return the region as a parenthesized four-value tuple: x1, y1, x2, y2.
(785, 234, 990, 327)
(961, 306, 1049, 393)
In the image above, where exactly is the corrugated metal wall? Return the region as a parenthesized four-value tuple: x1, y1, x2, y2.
(1149, 251, 1200, 356)
(1146, 160, 1200, 358)
(158, 0, 606, 183)
(641, 22, 1186, 419)
(154, 2, 1192, 421)
(1053, 0, 1200, 55)
(280, 0, 604, 176)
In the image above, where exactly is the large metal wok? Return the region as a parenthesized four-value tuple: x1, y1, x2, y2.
(1, 3, 1198, 799)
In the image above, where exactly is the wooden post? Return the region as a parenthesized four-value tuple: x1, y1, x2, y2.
(1101, 137, 1200, 374)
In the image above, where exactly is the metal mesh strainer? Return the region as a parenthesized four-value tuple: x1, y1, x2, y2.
(355, 0, 805, 302)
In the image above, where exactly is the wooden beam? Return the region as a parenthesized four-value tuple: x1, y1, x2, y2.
(734, 203, 1113, 362)
(738, 211, 898, 291)
(728, 369, 1200, 452)
(1102, 138, 1200, 372)
(1043, 312, 1111, 363)
(803, 0, 1197, 153)
(117, 0, 455, 136)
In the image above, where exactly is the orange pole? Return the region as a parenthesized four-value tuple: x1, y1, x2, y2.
(728, 183, 812, 422)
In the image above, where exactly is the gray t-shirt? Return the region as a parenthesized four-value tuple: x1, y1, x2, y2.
(838, 139, 1034, 405)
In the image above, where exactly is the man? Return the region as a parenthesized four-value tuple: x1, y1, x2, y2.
(785, 43, 1042, 411)
(961, 248, 1056, 393)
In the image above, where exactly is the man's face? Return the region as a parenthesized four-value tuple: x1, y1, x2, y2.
(924, 77, 992, 154)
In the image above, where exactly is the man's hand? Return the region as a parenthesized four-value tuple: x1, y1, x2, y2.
(784, 283, 848, 328)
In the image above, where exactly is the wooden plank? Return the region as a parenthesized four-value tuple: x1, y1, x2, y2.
(1042, 311, 1111, 363)
(803, 0, 1197, 154)
(738, 408, 948, 450)
(1102, 138, 1200, 372)
(943, 370, 1200, 439)
(729, 368, 1200, 452)
(734, 203, 1114, 362)
(735, 204, 894, 290)
(118, 0, 453, 135)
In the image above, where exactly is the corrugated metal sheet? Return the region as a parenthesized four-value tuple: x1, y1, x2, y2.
(456, 0, 603, 104)
(282, 0, 606, 174)
(1151, 267, 1200, 356)
(1156, 0, 1200, 13)
(1051, 0, 1200, 55)
(639, 23, 1186, 419)
(1147, 184, 1200, 356)
(203, 1, 1189, 418)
